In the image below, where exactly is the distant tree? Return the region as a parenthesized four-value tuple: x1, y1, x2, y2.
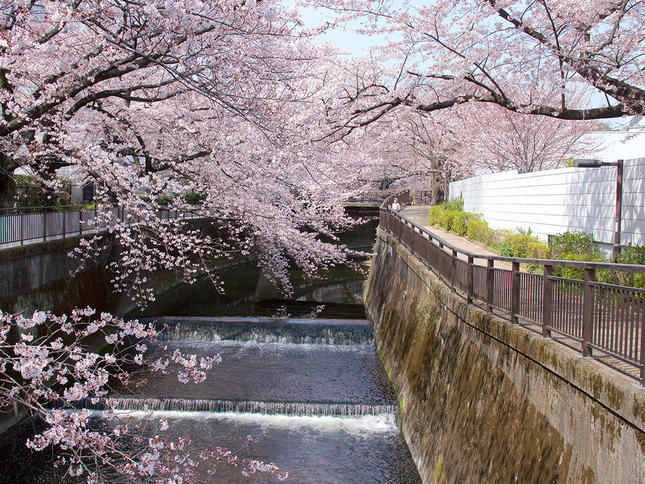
(451, 104, 598, 173)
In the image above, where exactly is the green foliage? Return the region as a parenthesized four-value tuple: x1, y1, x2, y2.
(439, 209, 458, 231)
(466, 218, 489, 244)
(549, 231, 601, 260)
(452, 211, 477, 236)
(425, 205, 645, 289)
(556, 252, 606, 280)
(598, 244, 645, 288)
(182, 191, 206, 205)
(428, 205, 444, 226)
(13, 175, 71, 208)
(444, 195, 464, 211)
(499, 232, 547, 258)
(155, 194, 173, 206)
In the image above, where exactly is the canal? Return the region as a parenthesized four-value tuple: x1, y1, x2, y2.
(0, 234, 420, 482)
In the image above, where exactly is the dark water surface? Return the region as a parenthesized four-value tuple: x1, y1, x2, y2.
(0, 257, 421, 483)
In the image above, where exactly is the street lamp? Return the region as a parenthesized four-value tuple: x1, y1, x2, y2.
(573, 158, 624, 261)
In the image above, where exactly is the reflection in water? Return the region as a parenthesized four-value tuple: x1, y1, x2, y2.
(134, 263, 370, 320)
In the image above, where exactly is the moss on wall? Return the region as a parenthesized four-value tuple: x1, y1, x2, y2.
(365, 229, 645, 483)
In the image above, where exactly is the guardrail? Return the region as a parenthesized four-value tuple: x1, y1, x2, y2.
(381, 191, 645, 385)
(0, 205, 199, 248)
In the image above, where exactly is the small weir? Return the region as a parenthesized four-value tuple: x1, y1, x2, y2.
(148, 316, 375, 345)
(0, 260, 421, 482)
(72, 397, 397, 417)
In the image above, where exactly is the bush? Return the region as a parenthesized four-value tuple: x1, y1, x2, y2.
(155, 194, 173, 206)
(452, 211, 475, 236)
(13, 174, 71, 208)
(556, 252, 606, 280)
(549, 231, 601, 260)
(526, 241, 549, 259)
(499, 232, 547, 259)
(439, 209, 460, 232)
(182, 191, 206, 205)
(466, 218, 490, 244)
(444, 195, 464, 211)
(428, 205, 444, 226)
(598, 244, 645, 288)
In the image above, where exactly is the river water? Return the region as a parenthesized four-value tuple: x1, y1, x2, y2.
(0, 260, 420, 483)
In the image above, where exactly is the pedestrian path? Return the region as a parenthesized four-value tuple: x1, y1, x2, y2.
(400, 206, 513, 271)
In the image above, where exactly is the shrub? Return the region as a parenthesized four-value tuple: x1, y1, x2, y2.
(452, 211, 474, 236)
(155, 194, 173, 206)
(444, 195, 464, 211)
(556, 252, 606, 280)
(466, 218, 490, 244)
(598, 244, 645, 288)
(439, 209, 453, 231)
(183, 191, 206, 205)
(499, 232, 546, 258)
(549, 231, 601, 260)
(428, 205, 444, 226)
(526, 241, 549, 259)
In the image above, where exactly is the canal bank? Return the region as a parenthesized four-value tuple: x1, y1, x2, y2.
(365, 228, 645, 483)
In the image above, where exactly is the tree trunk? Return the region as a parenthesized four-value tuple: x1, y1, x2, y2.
(0, 152, 18, 208)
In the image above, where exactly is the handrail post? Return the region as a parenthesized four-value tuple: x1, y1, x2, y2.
(511, 261, 520, 324)
(542, 264, 553, 338)
(451, 249, 458, 288)
(42, 211, 47, 241)
(582, 267, 596, 357)
(62, 210, 66, 239)
(20, 211, 24, 245)
(486, 259, 494, 312)
(79, 209, 83, 236)
(640, 303, 645, 387)
(467, 255, 474, 304)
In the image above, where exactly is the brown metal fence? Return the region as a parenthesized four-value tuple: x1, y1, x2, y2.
(382, 191, 645, 385)
(0, 205, 199, 247)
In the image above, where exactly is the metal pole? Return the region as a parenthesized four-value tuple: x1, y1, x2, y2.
(582, 267, 596, 356)
(542, 264, 553, 338)
(466, 255, 474, 304)
(612, 160, 623, 262)
(486, 259, 494, 312)
(511, 261, 520, 324)
(443, 171, 449, 208)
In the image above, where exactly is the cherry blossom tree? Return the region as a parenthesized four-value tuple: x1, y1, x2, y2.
(1, 0, 377, 296)
(447, 103, 600, 174)
(0, 1, 372, 480)
(306, 0, 645, 133)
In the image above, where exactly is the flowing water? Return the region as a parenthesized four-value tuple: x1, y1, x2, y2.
(0, 259, 421, 482)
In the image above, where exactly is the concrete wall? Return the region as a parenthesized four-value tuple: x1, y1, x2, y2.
(365, 228, 645, 483)
(449, 158, 645, 248)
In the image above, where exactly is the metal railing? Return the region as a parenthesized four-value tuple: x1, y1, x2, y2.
(381, 191, 645, 384)
(0, 205, 200, 248)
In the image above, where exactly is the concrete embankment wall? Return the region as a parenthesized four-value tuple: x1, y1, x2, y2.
(365, 228, 645, 483)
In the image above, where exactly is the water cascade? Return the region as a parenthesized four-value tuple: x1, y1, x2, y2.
(0, 261, 421, 482)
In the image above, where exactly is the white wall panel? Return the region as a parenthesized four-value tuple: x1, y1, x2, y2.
(449, 158, 645, 247)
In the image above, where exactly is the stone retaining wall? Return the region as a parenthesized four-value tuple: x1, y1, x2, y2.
(365, 228, 645, 483)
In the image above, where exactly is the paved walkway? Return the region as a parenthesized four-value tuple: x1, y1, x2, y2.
(400, 206, 513, 271)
